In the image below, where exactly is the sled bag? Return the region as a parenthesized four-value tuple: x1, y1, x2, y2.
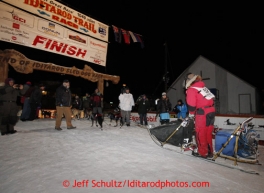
(150, 119, 194, 147)
(215, 130, 236, 156)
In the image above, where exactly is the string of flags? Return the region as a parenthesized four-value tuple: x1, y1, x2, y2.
(112, 25, 144, 48)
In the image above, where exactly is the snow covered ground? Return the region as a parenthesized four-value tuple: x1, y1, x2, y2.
(0, 117, 263, 193)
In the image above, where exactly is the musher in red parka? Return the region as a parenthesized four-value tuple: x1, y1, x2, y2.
(185, 73, 215, 158)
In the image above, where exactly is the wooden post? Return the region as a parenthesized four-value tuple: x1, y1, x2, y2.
(0, 62, 8, 83)
(97, 79, 104, 95)
(0, 51, 9, 83)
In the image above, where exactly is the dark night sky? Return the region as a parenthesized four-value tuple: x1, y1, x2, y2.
(1, 1, 263, 103)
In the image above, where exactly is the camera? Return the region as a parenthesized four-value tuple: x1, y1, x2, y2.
(13, 84, 21, 89)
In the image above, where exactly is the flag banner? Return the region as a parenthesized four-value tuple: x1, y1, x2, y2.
(121, 29, 130, 44)
(112, 25, 122, 43)
(129, 31, 144, 48)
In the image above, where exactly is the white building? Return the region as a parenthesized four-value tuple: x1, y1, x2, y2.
(167, 55, 258, 114)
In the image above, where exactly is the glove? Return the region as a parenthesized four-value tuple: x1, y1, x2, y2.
(189, 114, 195, 119)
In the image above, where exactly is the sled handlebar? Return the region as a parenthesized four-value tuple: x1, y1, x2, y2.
(239, 117, 253, 132)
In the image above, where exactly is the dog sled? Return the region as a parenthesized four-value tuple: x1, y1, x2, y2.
(147, 116, 261, 166)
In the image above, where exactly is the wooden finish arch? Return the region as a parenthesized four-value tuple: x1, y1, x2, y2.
(0, 49, 120, 94)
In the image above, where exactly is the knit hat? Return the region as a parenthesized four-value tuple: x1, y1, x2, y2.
(5, 78, 14, 85)
(185, 73, 198, 89)
(162, 92, 166, 96)
(178, 99, 183, 103)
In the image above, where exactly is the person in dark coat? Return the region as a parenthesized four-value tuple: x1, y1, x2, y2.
(20, 81, 34, 121)
(136, 94, 150, 126)
(90, 88, 104, 128)
(72, 95, 83, 120)
(0, 78, 24, 135)
(90, 88, 103, 114)
(156, 92, 172, 125)
(55, 80, 76, 130)
(82, 93, 91, 119)
(20, 81, 31, 108)
(28, 83, 45, 121)
(72, 95, 83, 110)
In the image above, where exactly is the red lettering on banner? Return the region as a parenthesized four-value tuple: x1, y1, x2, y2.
(49, 5, 56, 14)
(43, 2, 51, 11)
(76, 49, 87, 58)
(24, 0, 38, 7)
(52, 15, 78, 29)
(45, 39, 52, 48)
(130, 115, 157, 123)
(73, 16, 96, 33)
(24, 0, 49, 10)
(147, 116, 157, 122)
(77, 18, 84, 26)
(24, 1, 74, 26)
(32, 35, 87, 57)
(61, 44, 68, 53)
(84, 23, 96, 33)
(57, 9, 72, 19)
(49, 41, 65, 52)
(94, 59, 100, 64)
(32, 35, 47, 46)
(23, 0, 97, 34)
(12, 15, 26, 23)
(73, 16, 79, 23)
(67, 46, 76, 55)
(130, 116, 140, 122)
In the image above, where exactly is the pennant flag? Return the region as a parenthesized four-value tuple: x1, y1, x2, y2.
(121, 29, 130, 44)
(129, 31, 144, 48)
(112, 25, 122, 43)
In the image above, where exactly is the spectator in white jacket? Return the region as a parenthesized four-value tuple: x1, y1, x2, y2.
(118, 87, 135, 127)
